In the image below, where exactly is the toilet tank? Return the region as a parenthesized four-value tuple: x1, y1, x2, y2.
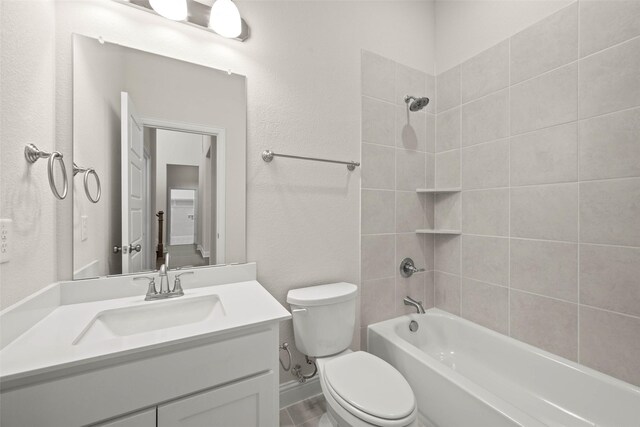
(287, 283, 357, 357)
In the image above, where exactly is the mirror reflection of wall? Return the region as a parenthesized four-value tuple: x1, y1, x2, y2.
(72, 35, 246, 280)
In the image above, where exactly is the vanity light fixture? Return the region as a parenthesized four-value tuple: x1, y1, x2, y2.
(208, 0, 241, 38)
(112, 0, 250, 41)
(149, 0, 188, 21)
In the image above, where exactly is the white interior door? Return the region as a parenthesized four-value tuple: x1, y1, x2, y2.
(121, 92, 144, 274)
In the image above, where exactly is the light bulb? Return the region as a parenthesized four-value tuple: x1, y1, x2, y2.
(149, 0, 188, 21)
(209, 0, 241, 38)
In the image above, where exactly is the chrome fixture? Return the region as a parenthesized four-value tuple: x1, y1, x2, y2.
(404, 95, 430, 112)
(73, 163, 101, 203)
(159, 252, 171, 294)
(24, 143, 68, 200)
(400, 257, 425, 277)
(113, 0, 250, 41)
(134, 254, 191, 301)
(409, 320, 419, 332)
(172, 271, 193, 297)
(279, 342, 292, 372)
(292, 355, 318, 383)
(404, 296, 426, 314)
(262, 150, 360, 171)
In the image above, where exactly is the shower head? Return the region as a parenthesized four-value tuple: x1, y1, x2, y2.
(404, 95, 430, 112)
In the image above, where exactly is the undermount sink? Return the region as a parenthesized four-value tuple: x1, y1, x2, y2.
(73, 295, 225, 345)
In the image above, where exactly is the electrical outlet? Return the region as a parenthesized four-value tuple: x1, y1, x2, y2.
(81, 215, 88, 241)
(0, 219, 13, 263)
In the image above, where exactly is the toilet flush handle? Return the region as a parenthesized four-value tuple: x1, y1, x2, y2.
(292, 308, 307, 315)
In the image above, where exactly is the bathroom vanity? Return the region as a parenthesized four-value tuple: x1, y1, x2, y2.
(0, 263, 290, 426)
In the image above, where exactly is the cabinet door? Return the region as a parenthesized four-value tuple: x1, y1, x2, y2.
(94, 408, 156, 427)
(158, 372, 275, 427)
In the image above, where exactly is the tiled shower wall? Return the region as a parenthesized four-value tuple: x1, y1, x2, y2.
(433, 1, 640, 386)
(360, 51, 436, 346)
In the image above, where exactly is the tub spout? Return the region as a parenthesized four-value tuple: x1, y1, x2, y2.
(404, 296, 425, 314)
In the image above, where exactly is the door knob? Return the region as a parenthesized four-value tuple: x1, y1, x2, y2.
(129, 244, 142, 253)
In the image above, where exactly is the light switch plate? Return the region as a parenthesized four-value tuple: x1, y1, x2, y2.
(81, 215, 88, 241)
(0, 219, 13, 263)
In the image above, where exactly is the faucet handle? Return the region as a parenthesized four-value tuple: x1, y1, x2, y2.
(134, 276, 158, 300)
(172, 271, 193, 295)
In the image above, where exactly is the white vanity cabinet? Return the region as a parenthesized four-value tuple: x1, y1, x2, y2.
(95, 409, 156, 427)
(158, 371, 275, 426)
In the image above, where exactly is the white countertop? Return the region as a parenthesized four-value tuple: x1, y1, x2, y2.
(0, 268, 290, 389)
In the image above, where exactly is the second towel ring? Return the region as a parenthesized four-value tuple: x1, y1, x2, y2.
(24, 143, 68, 200)
(73, 163, 101, 203)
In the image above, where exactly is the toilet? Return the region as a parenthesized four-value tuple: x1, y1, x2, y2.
(287, 283, 418, 427)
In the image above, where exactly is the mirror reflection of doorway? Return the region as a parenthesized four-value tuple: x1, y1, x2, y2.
(168, 188, 197, 245)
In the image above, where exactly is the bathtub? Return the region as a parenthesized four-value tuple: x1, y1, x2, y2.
(367, 309, 640, 427)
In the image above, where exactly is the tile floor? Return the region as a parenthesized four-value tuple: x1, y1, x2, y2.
(280, 394, 327, 427)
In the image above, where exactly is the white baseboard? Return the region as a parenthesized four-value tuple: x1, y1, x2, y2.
(279, 377, 321, 409)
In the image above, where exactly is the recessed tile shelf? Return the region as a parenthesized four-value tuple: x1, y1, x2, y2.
(415, 229, 462, 235)
(416, 188, 461, 193)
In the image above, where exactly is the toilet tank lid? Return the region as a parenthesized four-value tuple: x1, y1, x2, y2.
(287, 283, 357, 306)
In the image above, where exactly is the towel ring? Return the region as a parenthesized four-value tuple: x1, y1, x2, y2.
(73, 163, 101, 203)
(24, 143, 68, 200)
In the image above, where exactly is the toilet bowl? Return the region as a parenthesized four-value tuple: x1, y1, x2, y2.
(287, 283, 418, 427)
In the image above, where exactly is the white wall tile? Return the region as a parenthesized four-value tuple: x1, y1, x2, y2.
(462, 189, 509, 236)
(396, 191, 426, 233)
(580, 0, 640, 57)
(361, 277, 395, 325)
(361, 190, 395, 235)
(462, 235, 509, 286)
(511, 63, 578, 135)
(435, 271, 461, 314)
(510, 238, 578, 302)
(362, 96, 395, 145)
(396, 63, 427, 106)
(435, 192, 461, 231)
(461, 278, 508, 334)
(362, 143, 395, 190)
(461, 40, 509, 103)
(396, 148, 426, 190)
(510, 3, 578, 84)
(511, 183, 579, 242)
(579, 107, 640, 180)
(396, 106, 427, 152)
(462, 89, 509, 147)
(580, 306, 640, 386)
(436, 107, 460, 152)
(510, 123, 577, 186)
(580, 178, 640, 247)
(579, 37, 640, 119)
(462, 139, 509, 190)
(435, 235, 460, 274)
(435, 149, 460, 189)
(361, 234, 395, 281)
(510, 291, 578, 361)
(436, 66, 460, 113)
(580, 244, 640, 317)
(362, 50, 395, 102)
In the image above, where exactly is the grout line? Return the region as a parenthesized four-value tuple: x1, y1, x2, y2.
(576, 0, 581, 363)
(458, 64, 463, 317)
(579, 30, 640, 61)
(507, 35, 512, 337)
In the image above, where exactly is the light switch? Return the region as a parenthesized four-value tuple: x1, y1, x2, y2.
(81, 215, 88, 241)
(0, 219, 12, 263)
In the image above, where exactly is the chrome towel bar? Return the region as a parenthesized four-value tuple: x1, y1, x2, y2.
(73, 163, 101, 203)
(24, 143, 68, 200)
(262, 150, 360, 171)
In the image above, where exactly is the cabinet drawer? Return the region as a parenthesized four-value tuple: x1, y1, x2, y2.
(158, 372, 276, 427)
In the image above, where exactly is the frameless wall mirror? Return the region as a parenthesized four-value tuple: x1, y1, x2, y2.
(72, 34, 246, 279)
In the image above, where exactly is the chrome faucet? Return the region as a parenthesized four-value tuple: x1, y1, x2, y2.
(158, 252, 171, 294)
(404, 296, 426, 314)
(134, 253, 191, 301)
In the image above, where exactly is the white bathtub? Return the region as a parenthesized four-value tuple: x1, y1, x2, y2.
(368, 309, 640, 427)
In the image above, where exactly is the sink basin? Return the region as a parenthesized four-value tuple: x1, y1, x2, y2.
(74, 295, 225, 345)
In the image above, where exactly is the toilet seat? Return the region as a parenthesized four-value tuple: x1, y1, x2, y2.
(322, 352, 416, 427)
